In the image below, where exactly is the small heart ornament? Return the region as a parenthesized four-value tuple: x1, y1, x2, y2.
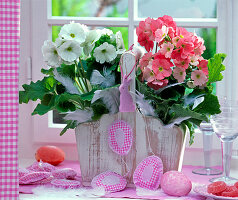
(51, 179, 81, 189)
(52, 168, 77, 179)
(27, 161, 56, 172)
(91, 171, 127, 193)
(133, 155, 163, 190)
(19, 172, 51, 185)
(108, 120, 133, 155)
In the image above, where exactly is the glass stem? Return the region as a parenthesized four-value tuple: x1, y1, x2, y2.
(222, 140, 233, 178)
(203, 131, 213, 168)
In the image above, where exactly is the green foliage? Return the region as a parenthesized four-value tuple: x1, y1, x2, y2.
(19, 77, 56, 104)
(207, 53, 226, 84)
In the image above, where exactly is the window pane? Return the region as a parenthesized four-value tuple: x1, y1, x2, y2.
(52, 0, 128, 18)
(138, 0, 217, 18)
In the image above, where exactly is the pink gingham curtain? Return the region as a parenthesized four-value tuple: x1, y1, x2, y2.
(0, 0, 20, 199)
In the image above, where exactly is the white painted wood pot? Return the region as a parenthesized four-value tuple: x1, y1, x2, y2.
(75, 52, 188, 186)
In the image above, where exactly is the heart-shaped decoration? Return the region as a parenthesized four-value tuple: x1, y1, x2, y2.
(27, 161, 56, 172)
(19, 168, 30, 178)
(108, 120, 133, 155)
(51, 179, 81, 189)
(133, 155, 163, 190)
(52, 168, 77, 179)
(19, 172, 51, 185)
(91, 171, 127, 193)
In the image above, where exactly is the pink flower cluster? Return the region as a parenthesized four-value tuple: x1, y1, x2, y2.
(136, 15, 208, 90)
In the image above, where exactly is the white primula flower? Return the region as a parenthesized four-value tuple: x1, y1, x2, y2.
(59, 22, 88, 44)
(115, 31, 125, 54)
(55, 37, 66, 47)
(93, 42, 117, 64)
(58, 40, 82, 62)
(80, 30, 100, 56)
(42, 40, 62, 67)
(99, 28, 113, 37)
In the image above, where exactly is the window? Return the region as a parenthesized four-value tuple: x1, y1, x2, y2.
(20, 0, 238, 151)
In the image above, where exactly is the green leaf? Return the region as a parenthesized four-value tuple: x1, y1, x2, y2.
(193, 93, 221, 115)
(57, 63, 76, 80)
(41, 68, 54, 76)
(60, 120, 77, 136)
(181, 121, 196, 145)
(91, 100, 109, 121)
(32, 104, 54, 115)
(79, 89, 96, 101)
(169, 104, 208, 123)
(207, 53, 226, 84)
(54, 93, 78, 112)
(19, 77, 55, 104)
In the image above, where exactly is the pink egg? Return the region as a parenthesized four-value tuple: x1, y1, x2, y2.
(161, 171, 192, 197)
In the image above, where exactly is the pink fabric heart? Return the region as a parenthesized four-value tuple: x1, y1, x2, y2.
(19, 172, 51, 185)
(52, 168, 77, 179)
(133, 155, 163, 190)
(108, 120, 133, 155)
(91, 171, 127, 193)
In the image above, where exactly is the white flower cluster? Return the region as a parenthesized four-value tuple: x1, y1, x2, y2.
(42, 22, 125, 67)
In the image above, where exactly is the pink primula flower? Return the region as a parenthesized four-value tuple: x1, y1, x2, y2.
(159, 15, 177, 30)
(197, 59, 208, 75)
(191, 70, 208, 86)
(176, 27, 192, 39)
(172, 36, 181, 46)
(142, 60, 154, 82)
(138, 34, 154, 52)
(189, 55, 200, 66)
(176, 37, 194, 59)
(155, 25, 169, 43)
(160, 42, 174, 58)
(173, 67, 186, 83)
(152, 57, 173, 80)
(139, 52, 153, 69)
(193, 34, 206, 55)
(147, 79, 168, 90)
(174, 58, 190, 69)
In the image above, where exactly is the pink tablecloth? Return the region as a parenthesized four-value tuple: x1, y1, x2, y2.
(19, 160, 222, 199)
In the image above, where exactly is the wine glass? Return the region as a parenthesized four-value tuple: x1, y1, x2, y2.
(192, 122, 222, 175)
(210, 100, 238, 184)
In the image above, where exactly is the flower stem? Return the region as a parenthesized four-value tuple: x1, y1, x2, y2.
(78, 58, 90, 92)
(74, 63, 85, 93)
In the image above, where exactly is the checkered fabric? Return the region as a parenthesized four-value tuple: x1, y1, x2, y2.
(108, 120, 133, 155)
(91, 171, 127, 193)
(133, 156, 163, 190)
(0, 0, 20, 199)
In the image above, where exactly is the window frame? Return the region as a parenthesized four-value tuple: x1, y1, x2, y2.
(20, 0, 238, 149)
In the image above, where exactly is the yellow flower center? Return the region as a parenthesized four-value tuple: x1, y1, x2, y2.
(159, 67, 163, 72)
(70, 33, 75, 38)
(180, 72, 183, 76)
(67, 47, 72, 52)
(196, 74, 200, 79)
(167, 47, 171, 51)
(180, 35, 184, 38)
(101, 49, 106, 53)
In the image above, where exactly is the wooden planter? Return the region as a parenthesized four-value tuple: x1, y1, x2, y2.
(75, 112, 187, 186)
(75, 52, 187, 186)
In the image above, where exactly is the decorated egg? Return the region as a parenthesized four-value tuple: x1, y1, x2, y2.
(161, 171, 192, 196)
(51, 179, 81, 189)
(19, 172, 51, 185)
(52, 168, 77, 179)
(108, 120, 133, 155)
(91, 171, 127, 193)
(35, 146, 65, 166)
(133, 155, 163, 190)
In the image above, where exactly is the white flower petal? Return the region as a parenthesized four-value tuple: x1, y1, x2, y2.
(58, 40, 82, 62)
(41, 40, 62, 67)
(93, 42, 117, 64)
(59, 22, 87, 44)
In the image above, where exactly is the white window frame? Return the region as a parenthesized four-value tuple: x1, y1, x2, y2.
(20, 0, 238, 149)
